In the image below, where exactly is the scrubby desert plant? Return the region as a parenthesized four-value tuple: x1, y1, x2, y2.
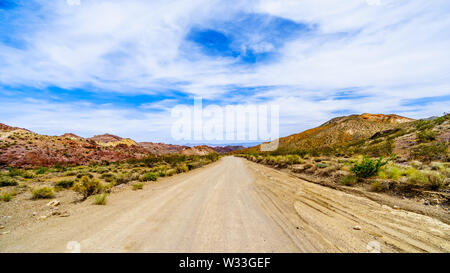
(424, 171, 446, 191)
(132, 183, 144, 190)
(378, 165, 403, 181)
(73, 176, 102, 200)
(30, 186, 55, 199)
(1, 192, 13, 202)
(0, 176, 18, 187)
(166, 169, 176, 177)
(371, 181, 385, 192)
(315, 162, 329, 169)
(175, 163, 189, 173)
(34, 167, 49, 175)
(113, 172, 132, 185)
(351, 156, 390, 178)
(416, 129, 436, 143)
(55, 179, 74, 189)
(141, 172, 157, 182)
(340, 175, 358, 186)
(93, 193, 108, 205)
(406, 168, 427, 186)
(411, 143, 448, 162)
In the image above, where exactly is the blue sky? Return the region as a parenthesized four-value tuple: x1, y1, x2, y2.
(0, 0, 449, 144)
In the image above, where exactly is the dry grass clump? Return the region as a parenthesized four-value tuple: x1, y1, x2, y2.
(30, 186, 54, 199)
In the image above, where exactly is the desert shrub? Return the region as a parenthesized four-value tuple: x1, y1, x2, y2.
(76, 172, 94, 179)
(410, 161, 423, 170)
(132, 183, 144, 190)
(73, 176, 102, 200)
(340, 175, 358, 186)
(0, 176, 18, 187)
(93, 193, 108, 205)
(432, 115, 448, 125)
(316, 165, 338, 177)
(30, 186, 55, 199)
(351, 156, 390, 178)
(364, 140, 394, 157)
(411, 143, 448, 162)
(378, 165, 403, 181)
(34, 167, 49, 175)
(371, 181, 385, 192)
(1, 192, 13, 202)
(286, 154, 302, 165)
(406, 168, 427, 186)
(429, 162, 445, 172)
(416, 129, 436, 143)
(415, 120, 433, 131)
(21, 171, 35, 179)
(158, 170, 166, 177)
(175, 163, 189, 173)
(64, 170, 78, 176)
(424, 171, 446, 190)
(141, 172, 157, 182)
(55, 179, 74, 189)
(315, 163, 329, 169)
(166, 169, 176, 177)
(101, 172, 115, 182)
(7, 168, 25, 177)
(114, 172, 132, 185)
(187, 162, 200, 170)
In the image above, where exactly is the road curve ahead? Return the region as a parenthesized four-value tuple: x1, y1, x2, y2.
(1, 156, 449, 252)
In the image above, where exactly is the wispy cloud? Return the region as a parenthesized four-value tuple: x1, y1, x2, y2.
(0, 0, 449, 142)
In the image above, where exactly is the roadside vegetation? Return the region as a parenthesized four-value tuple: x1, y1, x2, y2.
(0, 153, 220, 205)
(237, 114, 449, 206)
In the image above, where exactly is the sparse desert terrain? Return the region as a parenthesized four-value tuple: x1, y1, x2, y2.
(1, 157, 448, 253)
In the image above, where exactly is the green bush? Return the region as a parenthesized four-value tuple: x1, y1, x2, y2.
(55, 179, 74, 189)
(340, 175, 358, 186)
(21, 171, 35, 179)
(76, 172, 93, 179)
(175, 163, 189, 173)
(406, 168, 427, 185)
(7, 168, 23, 177)
(315, 163, 329, 169)
(351, 156, 390, 178)
(424, 171, 445, 191)
(101, 172, 114, 182)
(0, 176, 18, 187)
(113, 172, 132, 184)
(1, 192, 13, 202)
(371, 181, 385, 192)
(415, 120, 434, 131)
(378, 165, 403, 181)
(141, 172, 157, 182)
(30, 186, 55, 199)
(132, 183, 144, 190)
(411, 143, 448, 162)
(73, 176, 102, 200)
(416, 129, 436, 143)
(34, 167, 49, 175)
(93, 193, 108, 205)
(166, 169, 176, 177)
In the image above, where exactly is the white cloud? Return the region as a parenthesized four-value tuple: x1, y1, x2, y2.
(0, 0, 449, 141)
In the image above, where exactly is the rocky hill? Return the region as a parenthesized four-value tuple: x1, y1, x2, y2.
(181, 145, 217, 156)
(0, 125, 218, 168)
(138, 142, 188, 155)
(210, 146, 246, 154)
(244, 113, 416, 154)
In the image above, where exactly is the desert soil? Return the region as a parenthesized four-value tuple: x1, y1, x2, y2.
(0, 157, 449, 253)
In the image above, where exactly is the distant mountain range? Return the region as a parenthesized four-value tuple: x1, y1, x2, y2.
(0, 124, 244, 167)
(2, 112, 448, 167)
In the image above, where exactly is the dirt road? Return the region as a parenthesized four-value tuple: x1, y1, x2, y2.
(1, 157, 449, 252)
